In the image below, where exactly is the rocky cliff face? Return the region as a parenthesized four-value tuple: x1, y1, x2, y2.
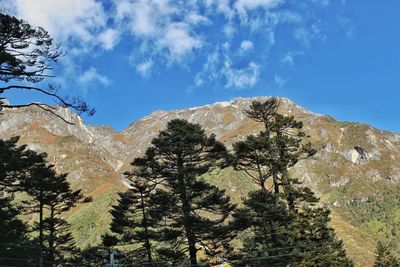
(1, 96, 399, 266)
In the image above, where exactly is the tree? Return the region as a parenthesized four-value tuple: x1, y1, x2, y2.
(0, 195, 31, 267)
(21, 156, 86, 266)
(231, 190, 293, 267)
(373, 241, 400, 267)
(241, 98, 315, 197)
(0, 12, 94, 122)
(231, 98, 352, 266)
(104, 176, 160, 265)
(0, 136, 43, 191)
(284, 180, 353, 266)
(0, 137, 34, 266)
(132, 119, 235, 266)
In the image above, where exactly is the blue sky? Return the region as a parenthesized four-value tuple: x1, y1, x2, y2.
(2, 0, 400, 133)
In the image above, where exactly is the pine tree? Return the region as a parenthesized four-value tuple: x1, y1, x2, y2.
(0, 137, 44, 191)
(132, 119, 235, 266)
(231, 98, 352, 266)
(22, 157, 86, 266)
(43, 172, 86, 265)
(0, 137, 35, 266)
(0, 195, 31, 267)
(0, 137, 29, 241)
(284, 180, 353, 266)
(231, 190, 293, 267)
(105, 175, 160, 265)
(373, 241, 400, 267)
(242, 98, 315, 197)
(0, 12, 94, 118)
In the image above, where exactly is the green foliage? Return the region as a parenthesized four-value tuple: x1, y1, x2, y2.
(231, 190, 293, 267)
(230, 98, 352, 266)
(374, 241, 400, 267)
(131, 119, 236, 266)
(0, 137, 88, 266)
(21, 162, 86, 265)
(0, 11, 94, 116)
(335, 182, 400, 246)
(105, 177, 161, 263)
(237, 97, 315, 195)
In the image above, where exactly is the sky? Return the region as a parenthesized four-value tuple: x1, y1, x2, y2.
(1, 0, 400, 133)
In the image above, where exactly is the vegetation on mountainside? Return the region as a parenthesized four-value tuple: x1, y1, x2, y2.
(96, 98, 353, 266)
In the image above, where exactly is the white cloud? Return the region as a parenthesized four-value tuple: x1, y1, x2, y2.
(115, 0, 176, 37)
(281, 52, 294, 66)
(0, 0, 342, 90)
(240, 40, 254, 51)
(312, 0, 330, 6)
(235, 0, 282, 21)
(10, 0, 107, 45)
(224, 62, 260, 88)
(78, 67, 111, 86)
(136, 60, 154, 77)
(294, 23, 326, 47)
(274, 75, 286, 88)
(158, 22, 202, 60)
(98, 29, 120, 50)
(281, 51, 303, 66)
(337, 16, 355, 39)
(278, 11, 302, 24)
(186, 13, 210, 25)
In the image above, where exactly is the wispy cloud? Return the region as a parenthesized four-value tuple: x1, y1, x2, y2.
(98, 29, 120, 51)
(240, 40, 254, 52)
(136, 60, 154, 78)
(0, 0, 350, 90)
(224, 62, 261, 89)
(78, 67, 111, 87)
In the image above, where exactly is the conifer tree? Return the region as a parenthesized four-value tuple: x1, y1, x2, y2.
(22, 156, 86, 266)
(0, 137, 34, 266)
(0, 137, 43, 191)
(373, 241, 400, 267)
(133, 119, 235, 266)
(105, 175, 160, 265)
(0, 195, 30, 267)
(231, 190, 293, 267)
(241, 97, 316, 196)
(231, 98, 352, 266)
(0, 12, 95, 119)
(284, 180, 353, 266)
(0, 137, 29, 241)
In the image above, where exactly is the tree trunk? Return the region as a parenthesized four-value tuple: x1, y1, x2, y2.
(178, 156, 197, 266)
(273, 174, 279, 195)
(39, 202, 44, 246)
(39, 201, 44, 267)
(48, 206, 55, 266)
(140, 191, 153, 264)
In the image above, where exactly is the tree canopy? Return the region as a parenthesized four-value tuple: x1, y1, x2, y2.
(0, 12, 94, 122)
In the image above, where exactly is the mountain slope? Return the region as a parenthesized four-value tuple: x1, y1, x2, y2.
(1, 96, 399, 266)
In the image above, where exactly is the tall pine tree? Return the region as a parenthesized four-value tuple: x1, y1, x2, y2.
(105, 175, 161, 265)
(373, 241, 400, 267)
(132, 119, 235, 266)
(231, 98, 352, 266)
(22, 156, 86, 266)
(0, 137, 35, 266)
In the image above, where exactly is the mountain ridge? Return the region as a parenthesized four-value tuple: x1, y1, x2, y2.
(1, 96, 400, 266)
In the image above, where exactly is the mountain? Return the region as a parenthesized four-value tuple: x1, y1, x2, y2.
(1, 96, 400, 266)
